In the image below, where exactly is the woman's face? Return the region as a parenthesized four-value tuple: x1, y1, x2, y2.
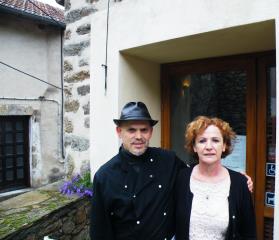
(193, 125, 226, 165)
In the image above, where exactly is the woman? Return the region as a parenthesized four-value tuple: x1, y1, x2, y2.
(175, 116, 256, 240)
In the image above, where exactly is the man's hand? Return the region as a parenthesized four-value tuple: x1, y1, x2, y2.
(241, 172, 253, 193)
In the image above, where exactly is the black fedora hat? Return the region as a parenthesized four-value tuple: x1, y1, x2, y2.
(113, 102, 158, 126)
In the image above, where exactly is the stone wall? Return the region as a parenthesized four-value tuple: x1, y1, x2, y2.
(0, 183, 91, 240)
(63, 0, 123, 175)
(4, 198, 90, 240)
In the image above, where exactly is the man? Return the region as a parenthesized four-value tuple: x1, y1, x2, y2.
(90, 101, 252, 240)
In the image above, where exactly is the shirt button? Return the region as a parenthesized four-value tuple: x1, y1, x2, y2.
(136, 220, 140, 224)
(163, 212, 167, 216)
(158, 184, 162, 188)
(149, 174, 153, 178)
(124, 185, 128, 189)
(110, 212, 114, 215)
(232, 215, 235, 219)
(150, 158, 154, 162)
(133, 194, 136, 198)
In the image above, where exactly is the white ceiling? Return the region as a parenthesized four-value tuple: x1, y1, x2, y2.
(121, 20, 275, 64)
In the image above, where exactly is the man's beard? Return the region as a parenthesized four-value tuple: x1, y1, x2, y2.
(131, 140, 149, 156)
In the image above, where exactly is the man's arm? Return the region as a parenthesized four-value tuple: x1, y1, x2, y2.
(241, 172, 253, 193)
(239, 176, 257, 239)
(90, 174, 114, 240)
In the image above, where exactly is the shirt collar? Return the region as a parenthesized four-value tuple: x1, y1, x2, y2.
(119, 146, 150, 172)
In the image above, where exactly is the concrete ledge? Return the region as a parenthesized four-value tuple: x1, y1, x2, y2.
(0, 188, 33, 202)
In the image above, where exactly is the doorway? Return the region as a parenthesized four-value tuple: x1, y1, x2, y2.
(161, 51, 276, 239)
(0, 116, 30, 193)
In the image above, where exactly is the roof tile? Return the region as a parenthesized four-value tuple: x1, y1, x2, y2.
(0, 0, 64, 24)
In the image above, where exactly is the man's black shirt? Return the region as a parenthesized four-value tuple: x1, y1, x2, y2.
(90, 147, 185, 240)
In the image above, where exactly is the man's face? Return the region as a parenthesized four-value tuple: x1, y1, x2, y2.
(116, 121, 153, 156)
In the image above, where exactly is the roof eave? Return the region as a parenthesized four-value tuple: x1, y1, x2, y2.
(0, 4, 65, 29)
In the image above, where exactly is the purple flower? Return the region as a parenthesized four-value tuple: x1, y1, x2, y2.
(60, 171, 93, 198)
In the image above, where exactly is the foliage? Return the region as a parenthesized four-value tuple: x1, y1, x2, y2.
(60, 170, 93, 197)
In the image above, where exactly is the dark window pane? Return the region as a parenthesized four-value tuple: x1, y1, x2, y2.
(170, 70, 247, 164)
(16, 157, 24, 167)
(6, 170, 13, 181)
(16, 145, 23, 154)
(6, 157, 13, 168)
(5, 122, 13, 131)
(5, 146, 13, 155)
(0, 171, 2, 182)
(267, 66, 276, 163)
(17, 168, 24, 179)
(5, 133, 13, 143)
(16, 121, 23, 131)
(16, 133, 23, 143)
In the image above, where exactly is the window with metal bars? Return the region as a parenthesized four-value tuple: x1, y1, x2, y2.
(0, 116, 30, 193)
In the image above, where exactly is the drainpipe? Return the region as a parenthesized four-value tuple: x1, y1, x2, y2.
(60, 29, 65, 159)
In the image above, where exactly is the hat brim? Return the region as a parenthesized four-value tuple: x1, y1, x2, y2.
(113, 119, 158, 126)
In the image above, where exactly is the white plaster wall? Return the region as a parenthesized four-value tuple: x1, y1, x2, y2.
(91, 0, 279, 237)
(0, 15, 61, 100)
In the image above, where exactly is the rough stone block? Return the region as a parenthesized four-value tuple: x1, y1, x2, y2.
(65, 70, 90, 83)
(64, 118, 74, 133)
(64, 60, 73, 72)
(64, 29, 71, 40)
(84, 117, 90, 128)
(65, 100, 80, 113)
(62, 220, 75, 234)
(79, 59, 89, 67)
(77, 85, 90, 96)
(64, 41, 90, 57)
(65, 7, 97, 24)
(76, 23, 91, 35)
(64, 135, 89, 152)
(82, 102, 90, 115)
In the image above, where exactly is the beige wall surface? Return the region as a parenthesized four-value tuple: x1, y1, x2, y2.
(118, 55, 161, 147)
(0, 14, 64, 187)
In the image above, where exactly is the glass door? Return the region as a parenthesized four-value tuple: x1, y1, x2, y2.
(169, 70, 247, 167)
(161, 56, 256, 179)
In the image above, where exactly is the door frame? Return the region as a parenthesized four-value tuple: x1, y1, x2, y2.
(256, 54, 276, 238)
(161, 51, 276, 239)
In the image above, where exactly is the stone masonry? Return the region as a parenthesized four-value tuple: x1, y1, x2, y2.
(63, 0, 94, 176)
(63, 0, 124, 175)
